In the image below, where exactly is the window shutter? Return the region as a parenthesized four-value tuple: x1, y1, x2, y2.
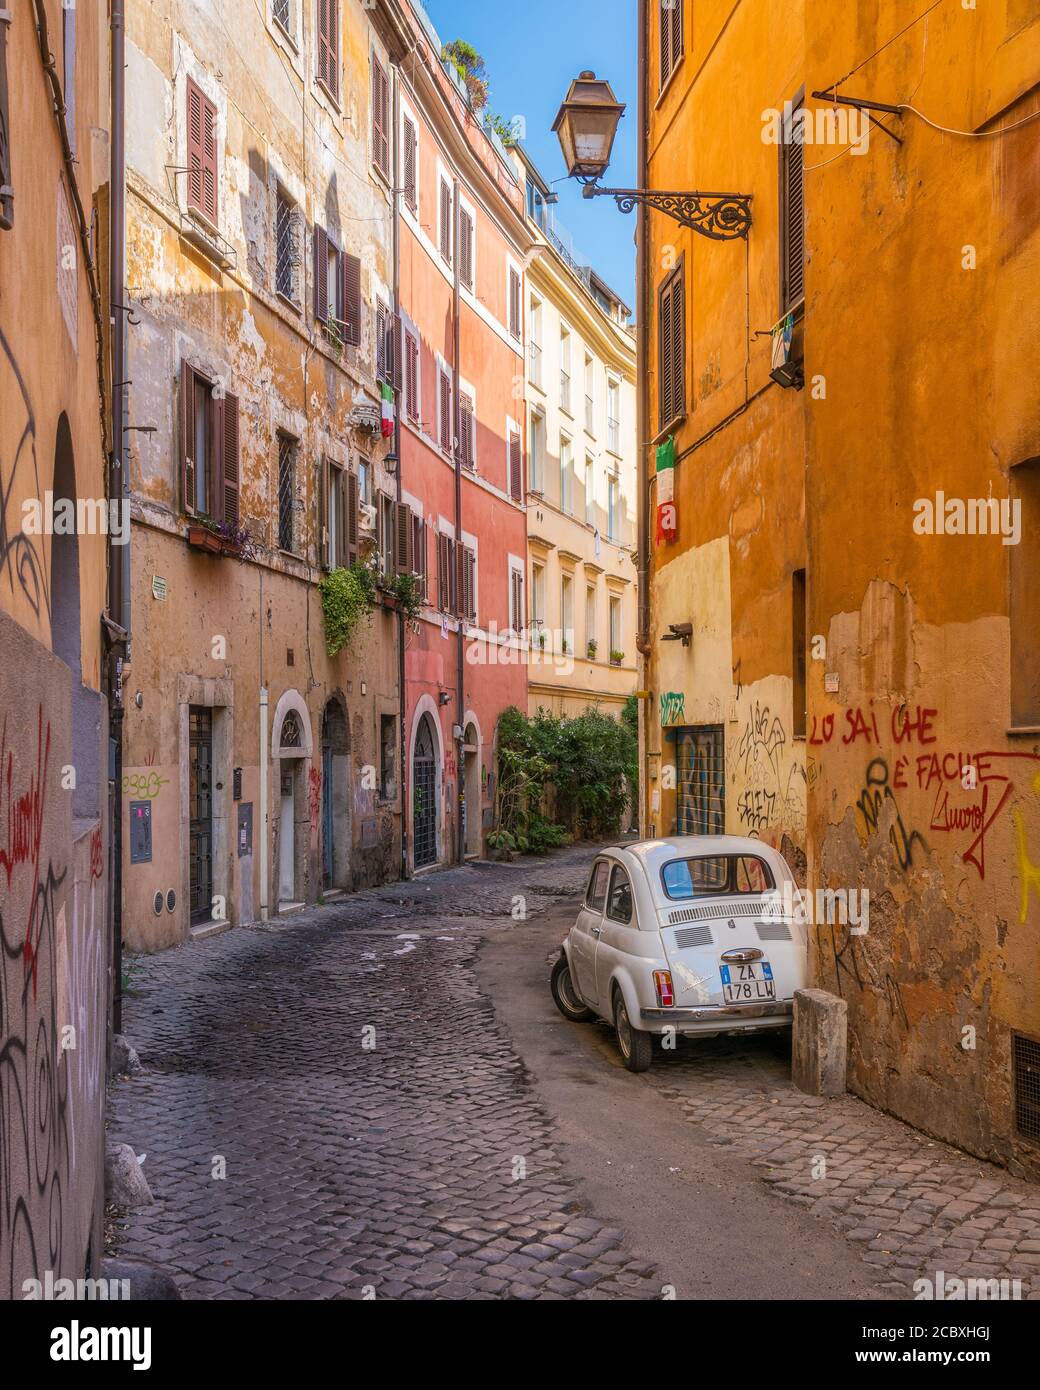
(180, 361, 198, 516)
(413, 515, 427, 596)
(437, 533, 448, 609)
(341, 251, 361, 345)
(509, 429, 523, 501)
(459, 395, 473, 468)
(658, 263, 684, 427)
(0, 12, 13, 230)
(395, 501, 413, 574)
(782, 110, 805, 311)
(372, 58, 389, 177)
(317, 0, 338, 98)
(221, 390, 240, 527)
(440, 181, 451, 263)
(406, 333, 419, 421)
(508, 268, 521, 338)
(319, 458, 330, 569)
(460, 211, 473, 290)
(199, 89, 218, 224)
(346, 469, 359, 564)
(671, 263, 685, 421)
(186, 78, 205, 217)
(439, 371, 452, 453)
(403, 117, 417, 213)
(313, 224, 328, 322)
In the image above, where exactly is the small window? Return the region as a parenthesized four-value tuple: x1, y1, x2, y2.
(439, 179, 452, 264)
(659, 0, 684, 91)
(275, 185, 298, 302)
(779, 92, 806, 314)
(508, 267, 522, 339)
(186, 77, 219, 227)
(380, 714, 397, 800)
(658, 258, 685, 429)
(273, 0, 291, 36)
(316, 0, 339, 101)
(661, 855, 776, 900)
(510, 566, 525, 635)
(459, 208, 474, 290)
(405, 331, 420, 422)
(586, 860, 610, 911)
(605, 865, 633, 924)
(372, 55, 390, 177)
(403, 116, 418, 213)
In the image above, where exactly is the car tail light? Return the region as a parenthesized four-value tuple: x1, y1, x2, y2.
(653, 970, 674, 1008)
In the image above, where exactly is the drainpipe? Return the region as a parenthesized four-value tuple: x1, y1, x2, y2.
(635, 0, 650, 837)
(391, 61, 408, 881)
(259, 682, 269, 921)
(109, 0, 128, 1033)
(452, 177, 464, 864)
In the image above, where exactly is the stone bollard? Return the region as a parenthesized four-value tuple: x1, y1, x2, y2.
(792, 988, 848, 1097)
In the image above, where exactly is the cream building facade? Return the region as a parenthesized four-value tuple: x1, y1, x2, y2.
(514, 150, 638, 718)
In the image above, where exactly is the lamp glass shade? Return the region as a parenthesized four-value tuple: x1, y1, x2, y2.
(552, 73, 626, 181)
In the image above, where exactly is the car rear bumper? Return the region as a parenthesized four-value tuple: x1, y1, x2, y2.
(640, 1000, 793, 1029)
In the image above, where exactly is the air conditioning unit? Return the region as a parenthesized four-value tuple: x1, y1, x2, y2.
(358, 502, 377, 533)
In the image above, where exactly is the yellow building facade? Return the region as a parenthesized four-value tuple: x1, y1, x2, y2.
(639, 0, 1040, 1172)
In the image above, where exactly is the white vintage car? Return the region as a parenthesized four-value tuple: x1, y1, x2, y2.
(550, 836, 806, 1072)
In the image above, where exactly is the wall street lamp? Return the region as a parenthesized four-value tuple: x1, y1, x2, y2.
(552, 72, 753, 242)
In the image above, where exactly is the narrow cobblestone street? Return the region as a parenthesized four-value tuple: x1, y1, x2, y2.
(108, 846, 1040, 1301)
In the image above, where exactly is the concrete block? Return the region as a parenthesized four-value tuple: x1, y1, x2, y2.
(792, 988, 848, 1097)
(105, 1144, 154, 1209)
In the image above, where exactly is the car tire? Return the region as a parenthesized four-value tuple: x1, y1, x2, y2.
(614, 990, 653, 1073)
(550, 954, 596, 1023)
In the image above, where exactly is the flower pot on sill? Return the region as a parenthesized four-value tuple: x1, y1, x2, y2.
(380, 592, 400, 612)
(187, 523, 223, 554)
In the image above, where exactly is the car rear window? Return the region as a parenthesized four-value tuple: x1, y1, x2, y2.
(661, 854, 775, 900)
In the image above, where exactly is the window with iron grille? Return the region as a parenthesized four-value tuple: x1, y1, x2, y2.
(779, 92, 805, 314)
(1014, 1033, 1040, 1145)
(658, 258, 685, 429)
(675, 725, 725, 836)
(273, 0, 291, 35)
(275, 185, 298, 302)
(277, 432, 297, 552)
(659, 0, 684, 91)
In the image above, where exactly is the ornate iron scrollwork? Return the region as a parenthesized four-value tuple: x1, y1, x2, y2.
(583, 185, 753, 241)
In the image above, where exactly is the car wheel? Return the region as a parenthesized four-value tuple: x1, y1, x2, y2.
(614, 990, 653, 1073)
(550, 954, 596, 1023)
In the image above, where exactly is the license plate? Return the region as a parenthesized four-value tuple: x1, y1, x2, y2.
(720, 960, 775, 1003)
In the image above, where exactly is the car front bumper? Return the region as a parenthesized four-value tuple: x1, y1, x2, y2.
(639, 999, 793, 1032)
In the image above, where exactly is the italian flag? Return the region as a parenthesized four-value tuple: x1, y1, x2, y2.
(381, 381, 395, 439)
(655, 436, 677, 544)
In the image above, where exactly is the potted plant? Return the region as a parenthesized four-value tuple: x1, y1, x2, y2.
(319, 561, 377, 657)
(610, 648, 624, 666)
(587, 638, 598, 660)
(537, 630, 547, 651)
(561, 637, 569, 655)
(186, 517, 224, 554)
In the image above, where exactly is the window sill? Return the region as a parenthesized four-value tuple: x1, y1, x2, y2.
(180, 212, 235, 271)
(655, 53, 686, 110)
(314, 77, 341, 113)
(653, 411, 686, 447)
(275, 289, 301, 315)
(1007, 726, 1040, 738)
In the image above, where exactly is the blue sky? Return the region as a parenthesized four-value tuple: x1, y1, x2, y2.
(423, 0, 638, 307)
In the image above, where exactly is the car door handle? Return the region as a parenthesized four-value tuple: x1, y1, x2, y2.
(590, 926, 603, 937)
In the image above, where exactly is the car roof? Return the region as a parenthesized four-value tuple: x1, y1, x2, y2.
(613, 836, 793, 878)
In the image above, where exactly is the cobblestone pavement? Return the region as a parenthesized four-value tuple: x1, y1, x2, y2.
(108, 848, 662, 1299)
(109, 845, 1040, 1301)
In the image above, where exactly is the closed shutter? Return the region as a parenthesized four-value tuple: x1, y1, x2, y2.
(313, 224, 328, 322)
(458, 546, 475, 622)
(781, 100, 805, 311)
(187, 78, 218, 225)
(221, 390, 240, 527)
(342, 252, 361, 345)
(459, 395, 474, 468)
(509, 428, 523, 501)
(658, 261, 685, 428)
(459, 210, 473, 290)
(372, 57, 390, 177)
(437, 533, 448, 609)
(395, 501, 414, 574)
(180, 361, 198, 516)
(413, 515, 427, 596)
(660, 0, 683, 88)
(0, 12, 12, 230)
(319, 458, 330, 569)
(508, 268, 521, 339)
(403, 117, 417, 213)
(511, 569, 525, 633)
(439, 181, 452, 263)
(406, 333, 419, 421)
(346, 469, 359, 564)
(317, 0, 338, 99)
(670, 263, 685, 421)
(439, 371, 452, 453)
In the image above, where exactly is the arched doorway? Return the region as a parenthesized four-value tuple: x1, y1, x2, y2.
(412, 714, 437, 868)
(320, 697, 350, 890)
(277, 708, 304, 906)
(462, 719, 481, 858)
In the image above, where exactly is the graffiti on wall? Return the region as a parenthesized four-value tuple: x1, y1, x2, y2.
(660, 691, 686, 726)
(0, 329, 50, 623)
(736, 700, 804, 839)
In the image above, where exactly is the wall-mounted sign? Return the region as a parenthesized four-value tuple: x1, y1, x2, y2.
(152, 575, 168, 601)
(129, 800, 152, 863)
(824, 672, 840, 694)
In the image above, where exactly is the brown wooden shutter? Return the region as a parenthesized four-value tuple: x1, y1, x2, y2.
(658, 263, 684, 428)
(313, 225, 328, 322)
(462, 547, 476, 621)
(413, 515, 427, 595)
(671, 262, 685, 420)
(509, 428, 523, 501)
(437, 533, 449, 610)
(187, 80, 219, 225)
(319, 458, 330, 569)
(403, 117, 417, 213)
(660, 0, 682, 88)
(459, 395, 473, 468)
(346, 469, 359, 564)
(781, 104, 805, 311)
(372, 58, 389, 177)
(0, 13, 13, 230)
(342, 252, 361, 345)
(221, 390, 240, 527)
(406, 333, 419, 421)
(394, 501, 414, 574)
(317, 0, 338, 98)
(439, 371, 452, 453)
(439, 181, 452, 262)
(180, 361, 198, 516)
(459, 211, 473, 290)
(508, 268, 521, 338)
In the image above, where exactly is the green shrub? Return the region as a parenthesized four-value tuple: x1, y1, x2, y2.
(319, 563, 377, 657)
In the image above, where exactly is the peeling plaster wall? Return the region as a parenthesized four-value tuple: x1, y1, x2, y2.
(122, 0, 403, 948)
